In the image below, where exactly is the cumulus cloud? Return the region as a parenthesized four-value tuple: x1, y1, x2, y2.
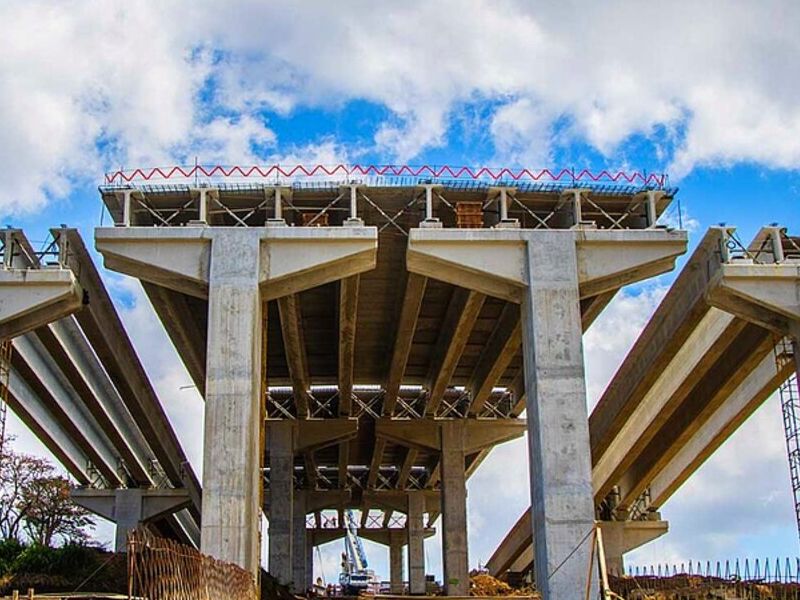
(3, 0, 800, 213)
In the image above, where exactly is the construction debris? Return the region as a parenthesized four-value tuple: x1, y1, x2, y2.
(469, 573, 540, 598)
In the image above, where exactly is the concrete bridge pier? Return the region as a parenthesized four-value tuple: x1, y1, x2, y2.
(95, 225, 378, 577)
(388, 528, 405, 594)
(71, 488, 191, 552)
(407, 491, 427, 595)
(407, 226, 687, 599)
(293, 490, 309, 593)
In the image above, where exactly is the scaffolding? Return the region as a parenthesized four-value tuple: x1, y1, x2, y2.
(775, 338, 800, 546)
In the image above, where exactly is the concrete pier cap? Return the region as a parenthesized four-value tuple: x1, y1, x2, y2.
(94, 225, 378, 301)
(0, 269, 84, 339)
(406, 228, 688, 303)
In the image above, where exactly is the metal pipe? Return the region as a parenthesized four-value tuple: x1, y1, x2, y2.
(350, 185, 358, 220)
(646, 191, 658, 228)
(275, 187, 283, 221)
(425, 186, 434, 221)
(499, 189, 509, 221)
(122, 190, 132, 227)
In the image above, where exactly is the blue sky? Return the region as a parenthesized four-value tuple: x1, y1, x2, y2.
(2, 0, 800, 584)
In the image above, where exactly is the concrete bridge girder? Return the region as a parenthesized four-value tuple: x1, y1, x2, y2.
(0, 268, 83, 340)
(648, 350, 791, 507)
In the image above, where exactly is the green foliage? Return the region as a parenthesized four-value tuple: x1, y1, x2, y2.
(10, 544, 54, 574)
(0, 538, 24, 576)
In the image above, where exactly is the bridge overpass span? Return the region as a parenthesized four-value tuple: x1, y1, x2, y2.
(0, 228, 202, 550)
(96, 178, 686, 598)
(487, 225, 800, 579)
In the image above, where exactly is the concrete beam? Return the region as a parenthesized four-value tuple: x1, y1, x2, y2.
(614, 324, 773, 509)
(140, 282, 207, 392)
(467, 303, 521, 416)
(591, 309, 740, 501)
(384, 273, 427, 415)
(307, 526, 435, 547)
(397, 447, 418, 489)
(406, 228, 687, 303)
(649, 348, 791, 507)
(294, 418, 359, 453)
(12, 336, 123, 486)
(59, 229, 202, 519)
(486, 511, 531, 577)
(708, 263, 800, 335)
(277, 294, 310, 417)
(367, 437, 387, 489)
(5, 366, 93, 484)
(71, 488, 191, 552)
(376, 417, 526, 454)
(425, 288, 486, 416)
(95, 226, 378, 301)
(38, 320, 152, 485)
(0, 269, 83, 340)
(338, 275, 360, 416)
(590, 227, 726, 467)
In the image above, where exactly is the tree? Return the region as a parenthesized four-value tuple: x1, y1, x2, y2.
(0, 434, 94, 546)
(0, 437, 50, 541)
(21, 475, 94, 547)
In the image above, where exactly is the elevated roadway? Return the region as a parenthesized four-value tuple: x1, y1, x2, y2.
(96, 177, 686, 599)
(0, 228, 202, 550)
(488, 225, 800, 578)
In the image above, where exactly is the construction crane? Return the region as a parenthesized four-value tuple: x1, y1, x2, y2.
(775, 338, 800, 546)
(339, 509, 376, 595)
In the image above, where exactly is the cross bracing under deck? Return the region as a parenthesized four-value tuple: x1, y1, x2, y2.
(96, 179, 688, 596)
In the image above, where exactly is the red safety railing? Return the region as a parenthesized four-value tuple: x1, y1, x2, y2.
(103, 163, 668, 187)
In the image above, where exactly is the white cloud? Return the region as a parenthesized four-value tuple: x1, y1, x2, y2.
(3, 0, 800, 214)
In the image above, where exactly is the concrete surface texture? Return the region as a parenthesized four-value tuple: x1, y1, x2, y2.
(489, 225, 800, 583)
(1, 181, 721, 599)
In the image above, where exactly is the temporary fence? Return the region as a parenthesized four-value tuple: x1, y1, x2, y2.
(613, 558, 800, 599)
(127, 529, 258, 600)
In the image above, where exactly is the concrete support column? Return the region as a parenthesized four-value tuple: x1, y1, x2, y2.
(201, 232, 263, 576)
(268, 421, 295, 585)
(389, 528, 405, 594)
(112, 489, 144, 552)
(407, 491, 426, 594)
(306, 541, 315, 590)
(520, 232, 598, 599)
(292, 490, 308, 593)
(441, 421, 469, 596)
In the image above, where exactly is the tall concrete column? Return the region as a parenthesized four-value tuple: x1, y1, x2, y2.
(268, 421, 295, 586)
(407, 491, 426, 594)
(389, 528, 405, 594)
(292, 490, 308, 593)
(441, 421, 469, 596)
(520, 232, 598, 599)
(201, 231, 263, 577)
(306, 541, 315, 590)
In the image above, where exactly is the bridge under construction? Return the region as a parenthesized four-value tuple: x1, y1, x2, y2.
(0, 165, 797, 600)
